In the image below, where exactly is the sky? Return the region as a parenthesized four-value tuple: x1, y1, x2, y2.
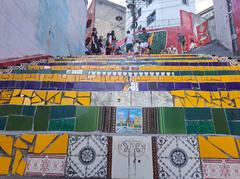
(88, 0, 213, 13)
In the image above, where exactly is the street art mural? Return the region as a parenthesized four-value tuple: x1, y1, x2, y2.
(232, 0, 240, 52)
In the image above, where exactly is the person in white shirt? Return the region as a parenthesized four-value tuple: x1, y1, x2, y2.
(133, 39, 140, 55)
(125, 31, 134, 55)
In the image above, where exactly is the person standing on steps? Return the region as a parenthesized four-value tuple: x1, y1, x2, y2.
(91, 27, 101, 55)
(140, 28, 150, 55)
(111, 30, 117, 55)
(106, 32, 112, 55)
(125, 31, 134, 55)
(178, 32, 186, 54)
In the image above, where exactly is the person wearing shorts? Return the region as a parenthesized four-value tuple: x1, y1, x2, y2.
(125, 31, 134, 54)
(140, 28, 150, 54)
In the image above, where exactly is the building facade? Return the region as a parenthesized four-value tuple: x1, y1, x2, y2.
(86, 0, 126, 44)
(0, 0, 88, 59)
(126, 0, 197, 31)
(213, 0, 240, 55)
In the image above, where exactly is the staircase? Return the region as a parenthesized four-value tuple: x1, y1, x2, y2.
(0, 54, 239, 178)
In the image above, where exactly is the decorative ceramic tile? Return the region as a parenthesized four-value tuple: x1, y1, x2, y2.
(156, 136, 202, 179)
(131, 92, 151, 107)
(91, 92, 111, 106)
(25, 155, 66, 176)
(66, 135, 108, 178)
(151, 91, 173, 107)
(116, 107, 142, 134)
(110, 92, 130, 106)
(202, 159, 240, 179)
(112, 136, 153, 179)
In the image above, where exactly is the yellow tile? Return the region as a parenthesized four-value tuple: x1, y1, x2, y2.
(237, 139, 240, 150)
(0, 135, 13, 156)
(186, 96, 198, 106)
(208, 136, 239, 158)
(211, 92, 221, 99)
(9, 97, 24, 105)
(46, 91, 60, 101)
(222, 101, 234, 108)
(35, 91, 47, 100)
(197, 91, 211, 102)
(20, 134, 35, 143)
(78, 92, 91, 97)
(33, 134, 57, 154)
(12, 149, 23, 175)
(212, 99, 222, 106)
(171, 90, 185, 98)
(43, 134, 68, 154)
(198, 136, 228, 159)
(229, 91, 240, 99)
(220, 91, 229, 98)
(77, 98, 90, 106)
(31, 96, 43, 104)
(64, 91, 77, 98)
(174, 98, 184, 107)
(28, 146, 34, 153)
(23, 98, 31, 105)
(61, 98, 74, 105)
(54, 92, 62, 104)
(16, 159, 26, 176)
(21, 90, 33, 97)
(185, 90, 197, 97)
(197, 98, 206, 107)
(235, 99, 240, 108)
(0, 156, 11, 175)
(12, 89, 21, 97)
(14, 138, 28, 149)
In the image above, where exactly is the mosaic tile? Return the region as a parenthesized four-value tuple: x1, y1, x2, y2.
(0, 116, 7, 130)
(33, 134, 57, 154)
(212, 109, 229, 134)
(186, 120, 215, 134)
(151, 91, 173, 107)
(185, 108, 212, 120)
(48, 118, 75, 131)
(25, 155, 66, 176)
(50, 106, 76, 119)
(158, 107, 186, 134)
(111, 92, 130, 106)
(0, 105, 22, 117)
(112, 136, 153, 179)
(131, 92, 151, 107)
(228, 121, 240, 135)
(116, 107, 142, 134)
(156, 136, 202, 179)
(202, 159, 240, 179)
(225, 109, 240, 120)
(198, 136, 239, 158)
(34, 106, 49, 131)
(6, 116, 33, 131)
(66, 135, 108, 178)
(75, 107, 99, 132)
(91, 92, 111, 106)
(22, 106, 36, 117)
(0, 156, 11, 175)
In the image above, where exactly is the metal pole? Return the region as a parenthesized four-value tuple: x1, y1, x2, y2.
(132, 0, 137, 41)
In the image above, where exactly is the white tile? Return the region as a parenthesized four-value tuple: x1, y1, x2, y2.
(131, 92, 151, 107)
(151, 91, 173, 107)
(111, 92, 131, 106)
(112, 136, 153, 179)
(91, 92, 111, 106)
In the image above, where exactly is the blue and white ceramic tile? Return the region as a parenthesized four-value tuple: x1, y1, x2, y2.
(66, 135, 108, 178)
(156, 136, 202, 179)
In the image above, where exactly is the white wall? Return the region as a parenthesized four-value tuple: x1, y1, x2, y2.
(213, 0, 232, 51)
(0, 0, 87, 60)
(126, 0, 196, 30)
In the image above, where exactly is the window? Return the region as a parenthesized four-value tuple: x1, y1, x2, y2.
(137, 8, 142, 18)
(146, 0, 153, 6)
(147, 10, 156, 26)
(182, 0, 189, 5)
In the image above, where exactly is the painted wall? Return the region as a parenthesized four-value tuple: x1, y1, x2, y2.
(0, 0, 87, 60)
(232, 0, 240, 52)
(213, 0, 233, 51)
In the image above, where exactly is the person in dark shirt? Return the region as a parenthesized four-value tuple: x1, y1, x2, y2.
(178, 33, 186, 54)
(111, 30, 117, 55)
(106, 32, 112, 55)
(91, 27, 101, 54)
(140, 28, 150, 54)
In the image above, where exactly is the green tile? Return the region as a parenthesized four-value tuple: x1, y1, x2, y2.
(186, 120, 215, 134)
(159, 107, 186, 134)
(225, 109, 240, 120)
(212, 109, 229, 134)
(34, 106, 49, 131)
(228, 121, 240, 135)
(50, 106, 76, 119)
(0, 105, 22, 116)
(75, 107, 99, 132)
(0, 116, 7, 130)
(23, 106, 36, 116)
(48, 118, 75, 131)
(185, 108, 212, 120)
(6, 116, 33, 131)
